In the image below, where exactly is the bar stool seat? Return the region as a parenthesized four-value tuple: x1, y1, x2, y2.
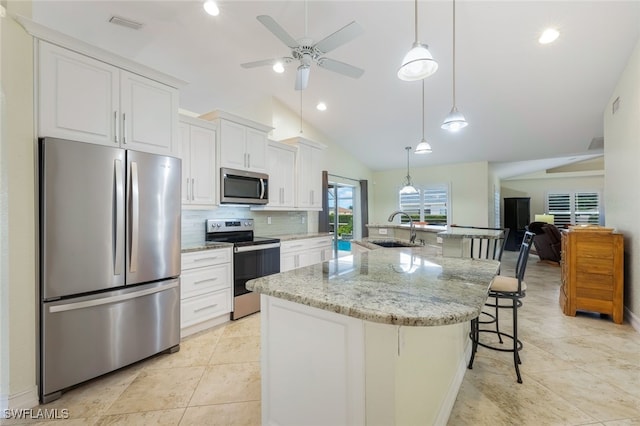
(468, 231, 534, 384)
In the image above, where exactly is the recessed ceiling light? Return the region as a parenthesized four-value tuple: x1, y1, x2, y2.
(203, 0, 219, 16)
(539, 28, 559, 44)
(272, 62, 285, 73)
(316, 102, 327, 111)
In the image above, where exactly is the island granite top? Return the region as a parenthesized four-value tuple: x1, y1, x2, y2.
(247, 248, 499, 327)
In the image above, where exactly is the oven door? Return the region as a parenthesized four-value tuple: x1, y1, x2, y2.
(233, 243, 280, 297)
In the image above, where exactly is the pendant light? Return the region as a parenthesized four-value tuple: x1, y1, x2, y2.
(415, 80, 433, 154)
(441, 0, 468, 131)
(400, 147, 419, 194)
(398, 0, 438, 81)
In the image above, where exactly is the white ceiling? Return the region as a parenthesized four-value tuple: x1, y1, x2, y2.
(30, 1, 640, 176)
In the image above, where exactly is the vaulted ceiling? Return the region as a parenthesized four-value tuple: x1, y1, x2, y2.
(30, 1, 640, 175)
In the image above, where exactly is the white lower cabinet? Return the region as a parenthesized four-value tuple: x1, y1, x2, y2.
(280, 236, 333, 272)
(180, 247, 232, 337)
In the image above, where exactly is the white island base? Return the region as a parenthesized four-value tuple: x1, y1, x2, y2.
(261, 295, 471, 426)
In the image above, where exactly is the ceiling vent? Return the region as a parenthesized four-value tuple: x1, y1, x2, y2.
(588, 137, 604, 150)
(108, 15, 144, 30)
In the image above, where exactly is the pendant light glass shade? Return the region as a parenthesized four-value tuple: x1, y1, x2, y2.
(415, 139, 432, 154)
(400, 146, 418, 194)
(398, 43, 438, 81)
(398, 0, 438, 81)
(441, 106, 468, 131)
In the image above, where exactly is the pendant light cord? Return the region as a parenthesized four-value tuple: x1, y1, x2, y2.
(300, 89, 303, 134)
(422, 80, 425, 139)
(452, 0, 457, 106)
(414, 0, 419, 43)
(405, 146, 412, 183)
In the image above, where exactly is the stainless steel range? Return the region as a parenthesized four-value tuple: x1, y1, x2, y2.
(206, 219, 280, 320)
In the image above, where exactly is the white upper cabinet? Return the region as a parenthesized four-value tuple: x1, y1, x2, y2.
(200, 110, 273, 174)
(179, 116, 217, 207)
(282, 137, 327, 211)
(265, 141, 296, 209)
(38, 41, 180, 156)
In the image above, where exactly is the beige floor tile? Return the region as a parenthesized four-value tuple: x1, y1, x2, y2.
(94, 408, 184, 425)
(189, 363, 260, 406)
(209, 336, 261, 365)
(106, 367, 205, 415)
(221, 315, 260, 338)
(180, 402, 261, 426)
(531, 369, 640, 422)
(576, 358, 640, 400)
(145, 327, 225, 370)
(603, 419, 640, 425)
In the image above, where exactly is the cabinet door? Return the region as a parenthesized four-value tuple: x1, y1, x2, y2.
(297, 144, 323, 209)
(38, 41, 119, 145)
(267, 144, 295, 207)
(309, 146, 324, 209)
(281, 148, 296, 207)
(189, 125, 216, 205)
(281, 253, 297, 272)
(120, 71, 178, 156)
(178, 123, 191, 204)
(245, 127, 267, 172)
(219, 120, 247, 169)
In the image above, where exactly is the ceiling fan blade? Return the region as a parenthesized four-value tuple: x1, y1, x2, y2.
(257, 15, 298, 49)
(241, 57, 293, 69)
(317, 58, 364, 79)
(314, 21, 364, 54)
(295, 66, 310, 91)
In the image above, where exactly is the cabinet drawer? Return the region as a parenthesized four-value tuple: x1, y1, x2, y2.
(181, 263, 231, 299)
(181, 289, 231, 328)
(182, 248, 231, 269)
(281, 236, 332, 254)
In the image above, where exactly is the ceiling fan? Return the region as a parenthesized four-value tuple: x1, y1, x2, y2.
(241, 14, 365, 90)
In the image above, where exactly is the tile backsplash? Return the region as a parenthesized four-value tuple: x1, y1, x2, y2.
(181, 207, 308, 247)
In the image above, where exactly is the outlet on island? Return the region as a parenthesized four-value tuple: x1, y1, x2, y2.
(267, 216, 272, 225)
(378, 228, 388, 235)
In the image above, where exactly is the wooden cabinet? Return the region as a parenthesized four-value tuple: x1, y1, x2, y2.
(181, 247, 233, 336)
(504, 197, 530, 251)
(265, 140, 296, 208)
(280, 236, 333, 272)
(200, 110, 272, 173)
(281, 136, 327, 211)
(179, 116, 217, 207)
(560, 228, 624, 324)
(38, 41, 179, 156)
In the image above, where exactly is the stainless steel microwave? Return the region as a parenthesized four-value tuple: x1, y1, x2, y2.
(220, 167, 269, 205)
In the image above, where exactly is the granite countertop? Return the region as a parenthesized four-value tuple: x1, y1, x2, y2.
(247, 248, 499, 327)
(367, 223, 447, 233)
(352, 238, 426, 251)
(437, 227, 504, 239)
(276, 232, 332, 241)
(181, 241, 233, 253)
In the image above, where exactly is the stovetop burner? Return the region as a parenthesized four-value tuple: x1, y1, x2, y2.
(205, 219, 280, 246)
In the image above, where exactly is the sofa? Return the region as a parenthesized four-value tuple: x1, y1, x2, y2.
(527, 221, 562, 263)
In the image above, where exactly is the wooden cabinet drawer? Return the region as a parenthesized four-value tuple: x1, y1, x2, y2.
(182, 248, 231, 269)
(181, 263, 231, 299)
(181, 288, 231, 328)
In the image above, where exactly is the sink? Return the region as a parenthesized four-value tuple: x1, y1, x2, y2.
(370, 240, 415, 248)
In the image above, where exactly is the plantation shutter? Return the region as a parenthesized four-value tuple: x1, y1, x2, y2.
(547, 193, 572, 227)
(574, 192, 600, 224)
(399, 191, 421, 223)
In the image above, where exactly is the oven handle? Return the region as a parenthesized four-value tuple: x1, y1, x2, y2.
(234, 242, 281, 253)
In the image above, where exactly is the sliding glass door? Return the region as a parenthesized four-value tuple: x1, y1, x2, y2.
(327, 182, 356, 255)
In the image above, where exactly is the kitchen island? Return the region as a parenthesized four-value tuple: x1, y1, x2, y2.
(247, 247, 499, 426)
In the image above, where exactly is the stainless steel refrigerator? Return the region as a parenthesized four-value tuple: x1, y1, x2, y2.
(39, 137, 181, 403)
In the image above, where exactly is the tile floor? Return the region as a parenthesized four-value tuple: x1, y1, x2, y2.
(3, 251, 640, 425)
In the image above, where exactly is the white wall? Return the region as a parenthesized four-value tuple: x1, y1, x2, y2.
(604, 37, 640, 327)
(371, 161, 490, 226)
(0, 1, 38, 409)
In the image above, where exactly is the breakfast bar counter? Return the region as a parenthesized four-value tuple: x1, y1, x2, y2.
(247, 247, 499, 425)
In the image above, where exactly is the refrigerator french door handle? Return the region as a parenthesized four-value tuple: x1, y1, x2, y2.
(114, 159, 124, 275)
(130, 161, 139, 273)
(48, 280, 179, 313)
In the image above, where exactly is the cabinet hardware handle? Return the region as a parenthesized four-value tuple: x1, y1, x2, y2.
(122, 113, 127, 144)
(191, 178, 195, 201)
(194, 303, 219, 313)
(194, 256, 219, 261)
(186, 178, 190, 201)
(290, 244, 303, 248)
(194, 277, 218, 285)
(114, 111, 119, 144)
(247, 153, 251, 168)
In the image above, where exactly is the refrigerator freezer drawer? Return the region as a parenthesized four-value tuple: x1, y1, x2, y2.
(40, 279, 180, 401)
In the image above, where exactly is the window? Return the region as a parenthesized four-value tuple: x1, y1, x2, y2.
(546, 191, 601, 227)
(398, 184, 449, 225)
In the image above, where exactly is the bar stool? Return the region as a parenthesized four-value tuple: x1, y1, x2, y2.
(468, 231, 534, 383)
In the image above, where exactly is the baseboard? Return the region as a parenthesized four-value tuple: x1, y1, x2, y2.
(625, 307, 640, 334)
(180, 314, 229, 339)
(433, 339, 472, 426)
(0, 385, 39, 412)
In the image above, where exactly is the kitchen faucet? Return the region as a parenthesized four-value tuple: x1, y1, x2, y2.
(388, 211, 416, 244)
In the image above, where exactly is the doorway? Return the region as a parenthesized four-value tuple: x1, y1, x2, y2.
(327, 182, 356, 256)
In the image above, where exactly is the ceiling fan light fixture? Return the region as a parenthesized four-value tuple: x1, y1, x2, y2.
(398, 43, 438, 81)
(272, 62, 285, 73)
(441, 106, 468, 132)
(203, 0, 219, 16)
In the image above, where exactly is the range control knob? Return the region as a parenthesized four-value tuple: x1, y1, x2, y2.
(216, 223, 222, 228)
(245, 221, 250, 226)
